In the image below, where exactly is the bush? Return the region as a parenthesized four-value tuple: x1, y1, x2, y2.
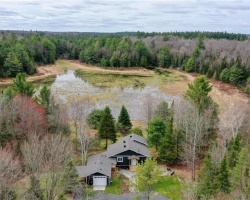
(132, 127, 143, 136)
(220, 68, 231, 83)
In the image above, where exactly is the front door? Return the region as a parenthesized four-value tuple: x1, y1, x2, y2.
(131, 158, 137, 166)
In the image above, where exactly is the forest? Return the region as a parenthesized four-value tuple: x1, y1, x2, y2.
(0, 31, 250, 93)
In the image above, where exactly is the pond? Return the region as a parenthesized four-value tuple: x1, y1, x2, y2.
(50, 70, 178, 121)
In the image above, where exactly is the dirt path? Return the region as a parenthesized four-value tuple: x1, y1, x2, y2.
(0, 60, 153, 87)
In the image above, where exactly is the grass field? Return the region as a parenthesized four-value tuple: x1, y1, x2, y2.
(154, 175, 183, 200)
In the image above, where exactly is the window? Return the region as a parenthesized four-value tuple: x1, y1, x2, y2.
(117, 157, 123, 162)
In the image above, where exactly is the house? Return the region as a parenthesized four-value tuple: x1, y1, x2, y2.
(76, 134, 150, 186)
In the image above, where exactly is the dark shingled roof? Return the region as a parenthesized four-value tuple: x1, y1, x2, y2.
(76, 152, 112, 177)
(76, 134, 149, 178)
(107, 134, 149, 157)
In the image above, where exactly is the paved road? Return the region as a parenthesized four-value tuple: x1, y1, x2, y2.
(90, 191, 170, 200)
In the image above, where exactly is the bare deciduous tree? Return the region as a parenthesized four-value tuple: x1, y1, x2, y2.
(220, 103, 247, 142)
(22, 134, 75, 200)
(69, 97, 95, 148)
(0, 147, 21, 196)
(77, 122, 95, 165)
(141, 94, 157, 125)
(69, 97, 96, 165)
(175, 99, 212, 180)
(22, 134, 45, 175)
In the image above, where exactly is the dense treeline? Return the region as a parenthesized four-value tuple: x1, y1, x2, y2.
(0, 33, 56, 77)
(2, 30, 248, 40)
(1, 31, 250, 92)
(162, 31, 248, 41)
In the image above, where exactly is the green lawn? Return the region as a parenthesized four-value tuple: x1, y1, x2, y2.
(154, 175, 183, 200)
(105, 175, 122, 194)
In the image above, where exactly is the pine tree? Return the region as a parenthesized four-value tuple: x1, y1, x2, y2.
(185, 57, 195, 72)
(185, 76, 213, 111)
(4, 52, 22, 77)
(228, 135, 241, 169)
(117, 105, 132, 135)
(36, 86, 51, 109)
(158, 116, 176, 165)
(216, 157, 230, 193)
(98, 106, 117, 149)
(147, 118, 166, 150)
(154, 101, 169, 122)
(197, 154, 218, 198)
(12, 73, 35, 96)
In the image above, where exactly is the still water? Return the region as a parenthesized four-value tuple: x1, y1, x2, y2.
(51, 70, 177, 120)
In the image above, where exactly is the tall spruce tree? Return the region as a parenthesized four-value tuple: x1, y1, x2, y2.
(197, 154, 218, 198)
(231, 147, 250, 198)
(12, 73, 35, 96)
(147, 118, 166, 150)
(228, 135, 241, 169)
(185, 76, 213, 111)
(117, 105, 132, 135)
(216, 157, 230, 193)
(158, 115, 176, 165)
(154, 101, 169, 122)
(98, 106, 117, 149)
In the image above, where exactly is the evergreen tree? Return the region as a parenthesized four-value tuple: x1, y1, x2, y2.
(197, 34, 205, 50)
(158, 116, 176, 165)
(42, 38, 56, 64)
(229, 66, 247, 85)
(185, 57, 195, 72)
(197, 154, 218, 198)
(12, 73, 35, 96)
(36, 86, 51, 108)
(117, 105, 132, 135)
(228, 135, 241, 169)
(98, 106, 117, 149)
(147, 118, 166, 150)
(158, 47, 171, 68)
(154, 101, 169, 122)
(4, 52, 22, 77)
(220, 68, 231, 83)
(231, 147, 250, 198)
(140, 56, 148, 67)
(216, 157, 230, 193)
(185, 75, 213, 111)
(25, 176, 44, 200)
(86, 109, 104, 129)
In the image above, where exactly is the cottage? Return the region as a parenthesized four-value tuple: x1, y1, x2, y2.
(76, 134, 150, 186)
